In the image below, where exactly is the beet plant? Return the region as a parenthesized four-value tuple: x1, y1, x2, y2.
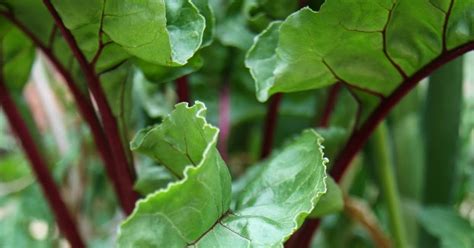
(0, 0, 473, 247)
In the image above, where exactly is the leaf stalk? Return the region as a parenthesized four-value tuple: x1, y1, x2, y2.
(0, 78, 85, 247)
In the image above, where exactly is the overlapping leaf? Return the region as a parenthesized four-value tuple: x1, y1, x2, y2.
(118, 102, 328, 247)
(50, 0, 208, 66)
(246, 0, 474, 102)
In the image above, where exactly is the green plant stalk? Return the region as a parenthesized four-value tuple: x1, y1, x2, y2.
(389, 89, 424, 246)
(390, 89, 424, 200)
(369, 122, 408, 248)
(420, 57, 464, 247)
(422, 57, 463, 204)
(0, 78, 85, 247)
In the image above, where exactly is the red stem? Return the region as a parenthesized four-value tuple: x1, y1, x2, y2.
(293, 42, 474, 248)
(286, 84, 342, 248)
(286, 86, 341, 248)
(42, 0, 137, 214)
(285, 219, 320, 248)
(331, 42, 474, 182)
(0, 79, 85, 247)
(218, 83, 230, 161)
(319, 83, 342, 127)
(0, 11, 133, 214)
(261, 93, 283, 159)
(176, 76, 190, 103)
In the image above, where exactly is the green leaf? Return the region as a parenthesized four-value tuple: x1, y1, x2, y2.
(245, 21, 281, 102)
(0, 0, 54, 45)
(217, 14, 255, 50)
(132, 70, 176, 119)
(419, 207, 474, 248)
(0, 17, 35, 92)
(218, 130, 327, 247)
(119, 102, 328, 247)
(133, 158, 176, 196)
(103, 0, 205, 66)
(309, 177, 343, 218)
(191, 0, 215, 47)
(246, 0, 474, 101)
(120, 102, 232, 247)
(48, 0, 207, 66)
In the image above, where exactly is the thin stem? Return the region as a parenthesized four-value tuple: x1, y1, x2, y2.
(42, 0, 137, 214)
(261, 93, 282, 159)
(287, 84, 343, 248)
(344, 196, 391, 248)
(319, 83, 342, 127)
(0, 79, 84, 247)
(0, 11, 133, 214)
(368, 122, 408, 248)
(294, 42, 474, 248)
(284, 219, 320, 248)
(330, 42, 474, 183)
(218, 83, 230, 161)
(176, 76, 190, 103)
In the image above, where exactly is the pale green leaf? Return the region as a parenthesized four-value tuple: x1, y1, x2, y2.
(191, 0, 215, 47)
(103, 0, 205, 66)
(120, 102, 232, 247)
(245, 21, 281, 102)
(119, 102, 328, 247)
(246, 0, 474, 101)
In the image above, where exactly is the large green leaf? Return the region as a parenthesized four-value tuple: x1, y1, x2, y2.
(246, 0, 474, 101)
(50, 0, 207, 66)
(118, 102, 328, 247)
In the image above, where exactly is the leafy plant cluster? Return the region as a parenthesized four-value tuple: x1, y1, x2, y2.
(0, 0, 473, 247)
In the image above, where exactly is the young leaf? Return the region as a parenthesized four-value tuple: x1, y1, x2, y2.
(120, 102, 232, 247)
(118, 102, 328, 247)
(191, 0, 215, 47)
(219, 129, 327, 247)
(246, 0, 474, 101)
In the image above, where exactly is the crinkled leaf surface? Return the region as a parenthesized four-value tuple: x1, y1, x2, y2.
(120, 102, 232, 247)
(246, 0, 474, 101)
(118, 102, 327, 247)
